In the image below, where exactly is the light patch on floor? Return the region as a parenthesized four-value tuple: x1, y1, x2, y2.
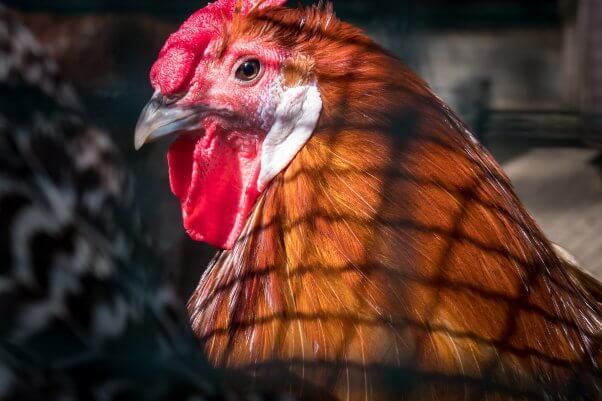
(502, 148, 602, 279)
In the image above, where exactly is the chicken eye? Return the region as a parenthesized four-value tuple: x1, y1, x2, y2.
(235, 59, 261, 82)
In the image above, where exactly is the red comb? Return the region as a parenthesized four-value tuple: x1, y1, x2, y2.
(150, 0, 286, 95)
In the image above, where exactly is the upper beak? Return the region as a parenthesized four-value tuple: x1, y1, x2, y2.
(134, 92, 200, 150)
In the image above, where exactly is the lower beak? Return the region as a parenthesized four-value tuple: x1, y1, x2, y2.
(134, 93, 200, 150)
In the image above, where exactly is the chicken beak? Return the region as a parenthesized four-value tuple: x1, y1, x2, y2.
(134, 92, 200, 150)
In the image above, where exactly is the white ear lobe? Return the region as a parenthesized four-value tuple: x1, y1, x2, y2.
(257, 84, 322, 191)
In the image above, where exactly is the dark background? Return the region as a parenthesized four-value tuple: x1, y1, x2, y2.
(3, 0, 560, 24)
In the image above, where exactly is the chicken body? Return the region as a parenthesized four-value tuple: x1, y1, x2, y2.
(137, 2, 602, 400)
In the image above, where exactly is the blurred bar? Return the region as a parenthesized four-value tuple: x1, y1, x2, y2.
(3, 0, 560, 26)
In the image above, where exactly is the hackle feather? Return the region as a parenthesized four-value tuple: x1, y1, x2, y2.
(188, 5, 601, 400)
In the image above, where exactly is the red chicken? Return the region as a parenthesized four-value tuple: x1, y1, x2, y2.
(135, 1, 602, 400)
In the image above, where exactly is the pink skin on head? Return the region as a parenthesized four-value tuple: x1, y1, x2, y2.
(150, 0, 287, 249)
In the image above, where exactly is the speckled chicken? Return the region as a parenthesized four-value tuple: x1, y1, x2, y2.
(0, 7, 289, 401)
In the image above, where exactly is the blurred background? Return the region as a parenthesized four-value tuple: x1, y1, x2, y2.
(4, 0, 601, 303)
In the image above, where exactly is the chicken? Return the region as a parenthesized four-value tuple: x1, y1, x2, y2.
(0, 7, 290, 401)
(134, 1, 602, 400)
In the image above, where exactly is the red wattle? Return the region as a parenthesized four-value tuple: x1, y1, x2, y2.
(167, 129, 262, 249)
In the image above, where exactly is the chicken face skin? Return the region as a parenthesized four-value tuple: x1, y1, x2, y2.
(135, 0, 321, 249)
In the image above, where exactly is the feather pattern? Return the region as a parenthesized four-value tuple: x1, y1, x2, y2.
(188, 4, 601, 400)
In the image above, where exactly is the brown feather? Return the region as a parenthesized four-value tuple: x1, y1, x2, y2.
(188, 5, 601, 400)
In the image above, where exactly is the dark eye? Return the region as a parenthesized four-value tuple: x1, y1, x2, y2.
(235, 59, 261, 82)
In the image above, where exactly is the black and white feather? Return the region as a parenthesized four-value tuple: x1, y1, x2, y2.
(0, 3, 150, 344)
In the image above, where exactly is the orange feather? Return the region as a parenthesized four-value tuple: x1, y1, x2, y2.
(188, 5, 601, 400)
